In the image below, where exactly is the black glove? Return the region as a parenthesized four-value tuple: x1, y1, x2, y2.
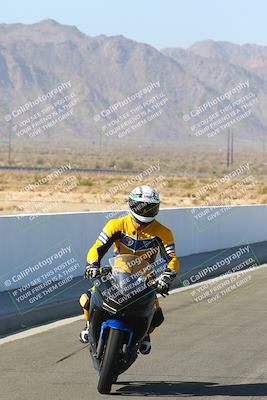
(100, 265, 112, 276)
(84, 262, 100, 279)
(157, 268, 176, 296)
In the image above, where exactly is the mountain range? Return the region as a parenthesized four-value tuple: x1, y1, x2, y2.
(0, 19, 266, 144)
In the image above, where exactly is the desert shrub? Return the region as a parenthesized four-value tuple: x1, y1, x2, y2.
(77, 177, 93, 187)
(119, 160, 134, 170)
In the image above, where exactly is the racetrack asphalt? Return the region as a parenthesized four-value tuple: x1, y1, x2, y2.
(1, 264, 267, 400)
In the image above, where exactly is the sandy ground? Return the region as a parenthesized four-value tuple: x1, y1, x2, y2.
(0, 171, 266, 215)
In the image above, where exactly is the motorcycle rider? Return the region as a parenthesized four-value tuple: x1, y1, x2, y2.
(79, 185, 179, 354)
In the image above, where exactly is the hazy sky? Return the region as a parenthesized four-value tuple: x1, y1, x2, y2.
(1, 0, 266, 49)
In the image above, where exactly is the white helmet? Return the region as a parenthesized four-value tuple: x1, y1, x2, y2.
(129, 185, 160, 223)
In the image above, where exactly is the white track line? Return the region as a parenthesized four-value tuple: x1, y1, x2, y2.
(1, 263, 266, 346)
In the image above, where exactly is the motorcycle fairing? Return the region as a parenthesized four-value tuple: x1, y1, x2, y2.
(100, 319, 134, 347)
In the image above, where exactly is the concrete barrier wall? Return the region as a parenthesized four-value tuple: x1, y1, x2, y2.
(0, 205, 267, 335)
(1, 205, 267, 278)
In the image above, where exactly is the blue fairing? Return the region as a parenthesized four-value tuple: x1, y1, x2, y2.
(100, 319, 134, 347)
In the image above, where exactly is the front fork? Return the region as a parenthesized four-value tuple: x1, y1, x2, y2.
(96, 319, 134, 359)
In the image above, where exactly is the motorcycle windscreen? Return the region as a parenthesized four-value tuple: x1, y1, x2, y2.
(94, 254, 164, 313)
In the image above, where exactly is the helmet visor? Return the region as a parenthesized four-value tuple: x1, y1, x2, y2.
(129, 199, 159, 218)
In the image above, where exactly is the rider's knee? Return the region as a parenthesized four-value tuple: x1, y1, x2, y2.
(151, 307, 164, 328)
(79, 293, 91, 309)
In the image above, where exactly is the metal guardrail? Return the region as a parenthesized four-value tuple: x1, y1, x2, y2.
(0, 165, 140, 174)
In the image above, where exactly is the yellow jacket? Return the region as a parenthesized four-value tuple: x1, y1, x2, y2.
(87, 214, 179, 273)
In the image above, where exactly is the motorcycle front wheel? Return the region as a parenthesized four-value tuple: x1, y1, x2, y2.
(97, 328, 122, 394)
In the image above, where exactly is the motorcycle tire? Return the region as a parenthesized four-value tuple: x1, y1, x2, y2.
(97, 328, 122, 394)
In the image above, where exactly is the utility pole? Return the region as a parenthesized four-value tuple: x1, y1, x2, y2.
(263, 131, 266, 159)
(227, 129, 230, 168)
(227, 128, 234, 168)
(99, 131, 102, 150)
(230, 128, 234, 165)
(8, 124, 12, 165)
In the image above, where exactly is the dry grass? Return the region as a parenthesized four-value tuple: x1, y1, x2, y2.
(0, 140, 266, 215)
(0, 170, 266, 215)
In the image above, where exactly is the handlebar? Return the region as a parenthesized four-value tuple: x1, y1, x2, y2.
(94, 267, 169, 297)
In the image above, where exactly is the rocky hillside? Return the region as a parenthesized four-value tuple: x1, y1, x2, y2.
(0, 20, 266, 144)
